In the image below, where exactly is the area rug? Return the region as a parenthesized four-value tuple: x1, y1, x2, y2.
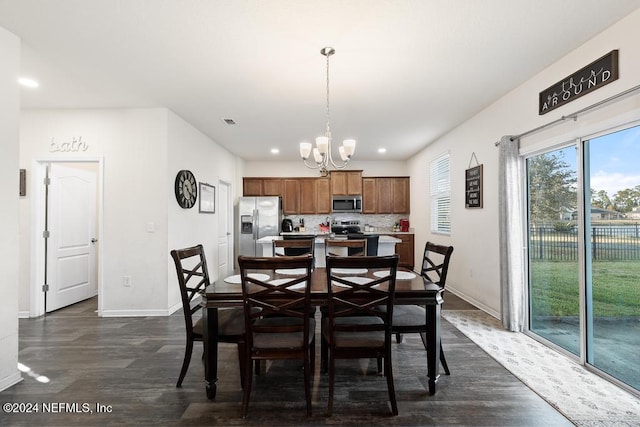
(442, 310, 640, 427)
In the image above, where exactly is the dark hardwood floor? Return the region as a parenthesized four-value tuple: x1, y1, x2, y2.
(1, 293, 572, 426)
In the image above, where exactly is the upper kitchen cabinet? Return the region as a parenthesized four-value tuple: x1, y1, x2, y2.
(316, 178, 331, 214)
(362, 178, 377, 214)
(362, 176, 410, 214)
(392, 177, 410, 214)
(330, 170, 362, 195)
(282, 179, 300, 215)
(242, 178, 283, 197)
(298, 178, 317, 214)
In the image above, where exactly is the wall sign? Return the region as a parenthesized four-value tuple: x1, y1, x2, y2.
(50, 136, 89, 153)
(539, 50, 619, 115)
(465, 158, 483, 209)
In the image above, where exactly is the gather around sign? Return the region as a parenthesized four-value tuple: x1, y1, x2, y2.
(539, 50, 619, 115)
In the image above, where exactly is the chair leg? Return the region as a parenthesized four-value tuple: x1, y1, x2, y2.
(321, 335, 328, 374)
(439, 343, 450, 375)
(241, 354, 253, 418)
(419, 332, 450, 375)
(176, 337, 194, 388)
(395, 332, 404, 343)
(237, 343, 246, 388)
(377, 356, 383, 375)
(327, 352, 335, 416)
(384, 351, 398, 416)
(304, 342, 313, 416)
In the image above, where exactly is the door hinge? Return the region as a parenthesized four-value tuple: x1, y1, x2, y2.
(43, 177, 50, 185)
(43, 230, 50, 238)
(42, 283, 49, 292)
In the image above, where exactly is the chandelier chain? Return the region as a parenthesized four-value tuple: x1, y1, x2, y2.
(325, 51, 331, 138)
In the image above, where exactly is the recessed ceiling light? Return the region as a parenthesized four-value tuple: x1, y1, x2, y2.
(270, 148, 280, 154)
(18, 77, 39, 88)
(378, 148, 387, 154)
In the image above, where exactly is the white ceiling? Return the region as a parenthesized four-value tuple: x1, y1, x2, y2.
(1, 0, 639, 161)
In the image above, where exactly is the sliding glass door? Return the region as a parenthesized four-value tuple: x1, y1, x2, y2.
(584, 126, 640, 391)
(527, 124, 640, 393)
(527, 146, 580, 356)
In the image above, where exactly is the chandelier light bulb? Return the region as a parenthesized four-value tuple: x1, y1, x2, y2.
(313, 148, 323, 163)
(299, 142, 312, 160)
(342, 139, 356, 157)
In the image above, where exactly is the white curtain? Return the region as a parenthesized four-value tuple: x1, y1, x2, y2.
(498, 136, 526, 332)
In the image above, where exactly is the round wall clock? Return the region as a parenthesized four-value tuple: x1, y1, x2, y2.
(174, 169, 197, 209)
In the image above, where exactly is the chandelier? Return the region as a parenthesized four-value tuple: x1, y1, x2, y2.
(299, 47, 356, 176)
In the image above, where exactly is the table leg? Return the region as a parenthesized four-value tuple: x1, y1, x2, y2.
(202, 305, 219, 399)
(425, 296, 442, 395)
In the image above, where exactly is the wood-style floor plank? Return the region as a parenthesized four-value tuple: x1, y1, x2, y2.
(0, 293, 572, 426)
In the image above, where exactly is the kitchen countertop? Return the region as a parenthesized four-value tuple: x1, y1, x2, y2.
(257, 235, 402, 244)
(280, 229, 414, 237)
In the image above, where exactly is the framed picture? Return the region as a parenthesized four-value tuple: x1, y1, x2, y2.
(199, 182, 215, 213)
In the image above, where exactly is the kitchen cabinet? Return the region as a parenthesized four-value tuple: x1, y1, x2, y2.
(330, 170, 362, 195)
(316, 178, 331, 214)
(242, 178, 283, 197)
(298, 179, 317, 214)
(282, 179, 299, 215)
(392, 177, 410, 214)
(390, 233, 414, 270)
(361, 176, 410, 214)
(362, 178, 377, 214)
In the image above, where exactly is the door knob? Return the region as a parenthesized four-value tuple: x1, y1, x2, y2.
(91, 238, 98, 243)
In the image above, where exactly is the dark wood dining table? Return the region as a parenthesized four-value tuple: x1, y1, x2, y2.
(200, 267, 445, 399)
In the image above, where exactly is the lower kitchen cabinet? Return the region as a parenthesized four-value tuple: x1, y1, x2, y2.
(390, 233, 414, 270)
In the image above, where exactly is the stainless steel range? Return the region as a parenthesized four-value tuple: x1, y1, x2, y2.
(331, 220, 361, 235)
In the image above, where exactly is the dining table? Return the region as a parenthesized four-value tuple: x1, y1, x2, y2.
(200, 266, 445, 399)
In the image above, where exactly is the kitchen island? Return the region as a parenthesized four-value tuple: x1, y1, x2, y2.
(257, 234, 401, 268)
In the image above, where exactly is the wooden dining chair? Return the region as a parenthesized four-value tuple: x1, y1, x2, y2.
(170, 245, 246, 388)
(325, 238, 367, 257)
(238, 254, 315, 417)
(389, 242, 454, 375)
(323, 254, 400, 416)
(272, 237, 315, 258)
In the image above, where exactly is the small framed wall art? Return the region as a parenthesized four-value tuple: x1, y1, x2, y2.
(199, 182, 215, 213)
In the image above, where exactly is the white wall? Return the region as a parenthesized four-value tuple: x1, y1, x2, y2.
(166, 110, 240, 307)
(408, 9, 640, 316)
(0, 26, 21, 391)
(19, 108, 242, 316)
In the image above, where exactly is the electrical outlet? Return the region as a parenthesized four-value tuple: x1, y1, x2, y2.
(123, 275, 132, 287)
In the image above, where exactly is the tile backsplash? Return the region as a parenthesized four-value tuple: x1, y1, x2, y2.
(282, 213, 407, 233)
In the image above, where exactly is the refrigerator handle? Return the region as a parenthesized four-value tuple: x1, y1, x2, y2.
(253, 209, 258, 241)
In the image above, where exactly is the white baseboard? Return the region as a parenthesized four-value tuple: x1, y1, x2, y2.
(101, 308, 172, 317)
(18, 311, 30, 319)
(0, 372, 22, 392)
(445, 286, 500, 319)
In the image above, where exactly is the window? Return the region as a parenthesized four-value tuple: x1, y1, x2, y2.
(430, 152, 451, 234)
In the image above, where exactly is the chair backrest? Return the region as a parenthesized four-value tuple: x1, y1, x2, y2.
(421, 242, 454, 287)
(238, 254, 314, 342)
(273, 237, 315, 257)
(170, 244, 210, 332)
(347, 233, 379, 256)
(325, 238, 367, 257)
(325, 255, 399, 328)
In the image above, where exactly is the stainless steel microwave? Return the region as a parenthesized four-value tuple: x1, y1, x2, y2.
(332, 196, 362, 213)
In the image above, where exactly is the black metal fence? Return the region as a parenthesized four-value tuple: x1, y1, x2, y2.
(529, 225, 640, 261)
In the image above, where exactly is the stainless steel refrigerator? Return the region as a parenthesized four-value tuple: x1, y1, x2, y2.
(237, 196, 281, 257)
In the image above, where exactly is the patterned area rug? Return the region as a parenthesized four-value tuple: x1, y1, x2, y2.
(442, 310, 640, 427)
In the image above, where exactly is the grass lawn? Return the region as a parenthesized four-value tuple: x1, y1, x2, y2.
(530, 260, 640, 317)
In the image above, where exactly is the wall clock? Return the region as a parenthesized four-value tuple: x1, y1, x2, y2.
(174, 169, 197, 209)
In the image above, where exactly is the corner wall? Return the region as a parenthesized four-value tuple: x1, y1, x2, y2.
(0, 26, 21, 391)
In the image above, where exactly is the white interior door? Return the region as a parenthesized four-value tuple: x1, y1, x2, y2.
(218, 181, 232, 278)
(46, 163, 97, 312)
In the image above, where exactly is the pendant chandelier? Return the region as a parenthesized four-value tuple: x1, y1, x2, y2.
(299, 47, 356, 176)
